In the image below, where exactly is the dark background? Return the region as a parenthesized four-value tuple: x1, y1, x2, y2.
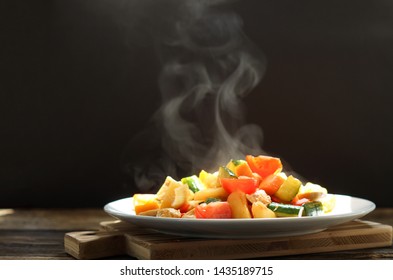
(1, 0, 392, 207)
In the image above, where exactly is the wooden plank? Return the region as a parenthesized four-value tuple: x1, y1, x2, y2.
(0, 209, 115, 230)
(64, 220, 393, 260)
(0, 230, 73, 260)
(65, 231, 126, 259)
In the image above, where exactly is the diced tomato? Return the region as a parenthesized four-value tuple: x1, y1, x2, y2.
(270, 195, 283, 203)
(195, 201, 232, 219)
(259, 174, 285, 195)
(178, 202, 191, 213)
(246, 155, 283, 179)
(291, 196, 310, 206)
(219, 177, 259, 194)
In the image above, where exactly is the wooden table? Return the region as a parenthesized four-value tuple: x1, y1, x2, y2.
(0, 208, 392, 259)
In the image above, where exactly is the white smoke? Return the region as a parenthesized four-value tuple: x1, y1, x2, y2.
(125, 0, 267, 192)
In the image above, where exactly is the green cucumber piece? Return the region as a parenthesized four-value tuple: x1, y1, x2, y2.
(303, 201, 324, 216)
(218, 166, 237, 179)
(181, 175, 203, 193)
(205, 197, 221, 204)
(232, 159, 247, 166)
(267, 202, 304, 217)
(274, 175, 302, 202)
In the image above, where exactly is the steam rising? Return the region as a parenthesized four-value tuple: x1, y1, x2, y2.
(125, 0, 266, 192)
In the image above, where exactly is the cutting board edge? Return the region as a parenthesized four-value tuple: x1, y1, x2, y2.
(64, 220, 393, 260)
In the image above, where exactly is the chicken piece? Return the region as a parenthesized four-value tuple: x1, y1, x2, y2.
(246, 189, 271, 205)
(156, 208, 181, 218)
(181, 208, 196, 219)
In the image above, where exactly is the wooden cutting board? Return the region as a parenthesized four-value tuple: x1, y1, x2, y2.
(64, 219, 392, 260)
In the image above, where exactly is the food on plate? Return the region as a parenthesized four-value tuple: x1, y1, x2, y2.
(133, 155, 336, 219)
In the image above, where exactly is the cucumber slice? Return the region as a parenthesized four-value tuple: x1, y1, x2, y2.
(274, 175, 302, 202)
(232, 159, 247, 166)
(267, 202, 304, 217)
(218, 166, 237, 179)
(303, 201, 324, 216)
(181, 175, 204, 193)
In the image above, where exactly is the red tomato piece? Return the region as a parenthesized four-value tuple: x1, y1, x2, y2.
(195, 202, 232, 219)
(178, 202, 191, 213)
(246, 155, 283, 178)
(291, 196, 310, 206)
(270, 195, 283, 203)
(219, 177, 259, 194)
(259, 174, 285, 195)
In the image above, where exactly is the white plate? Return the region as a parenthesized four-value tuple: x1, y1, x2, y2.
(104, 194, 375, 239)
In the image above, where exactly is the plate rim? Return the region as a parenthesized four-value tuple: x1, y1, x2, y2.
(104, 194, 375, 224)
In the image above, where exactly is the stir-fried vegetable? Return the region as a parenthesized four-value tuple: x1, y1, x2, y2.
(220, 177, 259, 194)
(195, 201, 232, 219)
(181, 175, 205, 193)
(259, 173, 286, 195)
(227, 191, 252, 218)
(274, 175, 302, 202)
(245, 155, 283, 178)
(133, 155, 336, 219)
(226, 159, 254, 177)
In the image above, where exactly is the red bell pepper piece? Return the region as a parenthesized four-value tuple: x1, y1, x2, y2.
(259, 173, 285, 195)
(246, 155, 283, 179)
(219, 177, 259, 194)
